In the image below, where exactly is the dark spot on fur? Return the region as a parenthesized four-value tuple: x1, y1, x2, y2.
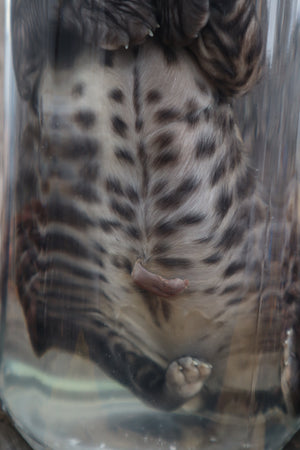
(227, 297, 243, 306)
(94, 242, 108, 254)
(155, 257, 192, 269)
(99, 219, 122, 232)
(153, 220, 177, 236)
(133, 63, 143, 133)
(110, 199, 135, 221)
(195, 136, 216, 159)
(31, 230, 101, 264)
(111, 255, 132, 273)
(217, 223, 246, 250)
(203, 253, 222, 265)
(74, 110, 96, 129)
(155, 108, 181, 123)
(185, 110, 202, 126)
(210, 158, 227, 187)
(98, 273, 109, 283)
(106, 177, 124, 196)
(72, 83, 85, 97)
(177, 213, 205, 226)
(32, 277, 105, 297)
(61, 137, 99, 159)
(151, 180, 168, 196)
(72, 182, 100, 202)
(125, 225, 141, 240)
(204, 287, 217, 294)
(152, 243, 170, 255)
(114, 147, 135, 165)
(153, 149, 179, 168)
(45, 198, 94, 229)
(126, 185, 139, 204)
(198, 107, 211, 123)
(223, 261, 246, 278)
(194, 236, 212, 244)
(156, 177, 200, 209)
(41, 256, 107, 282)
(153, 131, 175, 150)
(216, 189, 233, 219)
(185, 99, 203, 126)
(138, 141, 149, 197)
(109, 88, 124, 103)
(221, 284, 241, 295)
(111, 115, 128, 138)
(146, 89, 162, 103)
(135, 118, 144, 132)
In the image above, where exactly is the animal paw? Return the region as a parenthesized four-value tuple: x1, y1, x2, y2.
(165, 356, 212, 400)
(156, 0, 210, 46)
(61, 0, 158, 50)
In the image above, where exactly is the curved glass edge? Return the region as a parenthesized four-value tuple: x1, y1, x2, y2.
(0, 0, 15, 370)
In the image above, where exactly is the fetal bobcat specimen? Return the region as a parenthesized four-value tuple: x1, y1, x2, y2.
(12, 0, 300, 414)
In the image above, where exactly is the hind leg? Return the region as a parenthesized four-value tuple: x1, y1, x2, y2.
(16, 200, 212, 411)
(85, 327, 212, 410)
(25, 304, 212, 410)
(17, 258, 211, 411)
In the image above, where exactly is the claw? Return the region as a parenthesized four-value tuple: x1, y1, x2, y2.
(148, 30, 154, 37)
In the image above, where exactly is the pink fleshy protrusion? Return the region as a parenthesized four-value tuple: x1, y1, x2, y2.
(131, 260, 189, 298)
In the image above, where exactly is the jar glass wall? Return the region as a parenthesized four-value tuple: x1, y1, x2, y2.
(1, 1, 300, 449)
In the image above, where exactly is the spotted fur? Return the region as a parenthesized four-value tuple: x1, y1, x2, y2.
(11, 0, 300, 415)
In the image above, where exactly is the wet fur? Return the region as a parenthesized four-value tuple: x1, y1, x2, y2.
(12, 0, 300, 414)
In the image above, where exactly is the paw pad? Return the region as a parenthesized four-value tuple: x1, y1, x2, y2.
(166, 356, 212, 400)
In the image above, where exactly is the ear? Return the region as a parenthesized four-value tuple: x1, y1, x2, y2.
(156, 0, 210, 46)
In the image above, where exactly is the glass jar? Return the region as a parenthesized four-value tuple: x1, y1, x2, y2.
(1, 1, 300, 449)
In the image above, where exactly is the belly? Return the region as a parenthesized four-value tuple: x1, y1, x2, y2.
(16, 41, 278, 397)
